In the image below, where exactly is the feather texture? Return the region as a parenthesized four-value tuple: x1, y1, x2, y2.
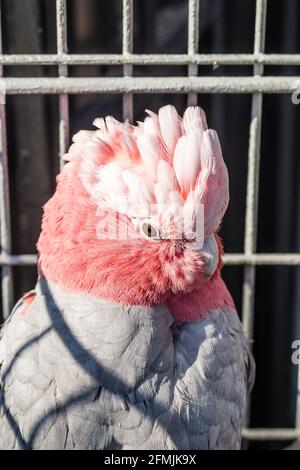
(0, 280, 254, 450)
(158, 105, 182, 158)
(183, 106, 207, 134)
(64, 105, 229, 239)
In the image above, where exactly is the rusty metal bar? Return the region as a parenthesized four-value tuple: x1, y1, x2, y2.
(122, 0, 133, 122)
(56, 0, 69, 169)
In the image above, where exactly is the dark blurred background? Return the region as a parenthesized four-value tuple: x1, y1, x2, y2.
(1, 0, 300, 449)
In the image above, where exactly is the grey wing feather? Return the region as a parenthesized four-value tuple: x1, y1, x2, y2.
(0, 278, 254, 450)
(0, 279, 175, 449)
(170, 310, 254, 449)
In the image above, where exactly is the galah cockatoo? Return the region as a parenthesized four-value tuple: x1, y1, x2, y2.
(0, 105, 254, 450)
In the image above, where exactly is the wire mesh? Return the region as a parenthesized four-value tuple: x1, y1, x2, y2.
(0, 0, 299, 444)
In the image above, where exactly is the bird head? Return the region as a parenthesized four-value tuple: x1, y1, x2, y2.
(37, 105, 233, 322)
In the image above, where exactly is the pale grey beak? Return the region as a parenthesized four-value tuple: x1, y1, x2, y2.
(199, 235, 219, 278)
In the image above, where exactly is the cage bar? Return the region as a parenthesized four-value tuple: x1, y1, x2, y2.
(296, 359, 300, 432)
(242, 0, 267, 436)
(187, 0, 199, 106)
(224, 254, 300, 265)
(56, 0, 69, 169)
(0, 75, 299, 94)
(0, 254, 37, 266)
(1, 53, 300, 66)
(0, 4, 13, 320)
(2, 253, 300, 267)
(0, 0, 299, 446)
(242, 0, 267, 346)
(122, 0, 134, 122)
(243, 428, 300, 441)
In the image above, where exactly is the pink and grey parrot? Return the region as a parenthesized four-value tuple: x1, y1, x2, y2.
(0, 105, 254, 450)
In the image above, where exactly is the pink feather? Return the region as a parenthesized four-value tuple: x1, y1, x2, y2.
(183, 106, 208, 134)
(157, 160, 177, 191)
(173, 135, 188, 191)
(173, 131, 202, 193)
(158, 105, 182, 159)
(198, 129, 229, 236)
(137, 133, 161, 179)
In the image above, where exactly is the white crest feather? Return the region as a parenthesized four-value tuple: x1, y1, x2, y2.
(137, 134, 161, 178)
(158, 105, 182, 157)
(173, 135, 188, 191)
(157, 160, 177, 191)
(75, 104, 229, 239)
(183, 106, 208, 134)
(122, 170, 152, 217)
(154, 183, 167, 205)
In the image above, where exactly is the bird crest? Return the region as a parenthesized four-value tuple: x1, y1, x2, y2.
(64, 105, 229, 246)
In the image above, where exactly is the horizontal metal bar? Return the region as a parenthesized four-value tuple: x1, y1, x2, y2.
(0, 76, 299, 94)
(1, 253, 300, 266)
(1, 53, 300, 66)
(242, 428, 300, 440)
(224, 254, 300, 265)
(0, 254, 37, 265)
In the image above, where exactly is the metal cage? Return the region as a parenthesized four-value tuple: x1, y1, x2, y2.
(0, 0, 300, 445)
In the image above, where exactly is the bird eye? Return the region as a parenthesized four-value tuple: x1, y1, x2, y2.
(141, 222, 160, 240)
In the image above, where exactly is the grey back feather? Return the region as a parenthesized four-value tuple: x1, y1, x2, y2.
(0, 277, 254, 450)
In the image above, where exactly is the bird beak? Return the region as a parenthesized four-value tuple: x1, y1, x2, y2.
(200, 235, 220, 278)
(185, 235, 219, 278)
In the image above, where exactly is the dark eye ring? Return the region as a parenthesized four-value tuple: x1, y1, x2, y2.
(140, 222, 160, 240)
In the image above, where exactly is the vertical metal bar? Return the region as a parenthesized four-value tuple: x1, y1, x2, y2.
(296, 358, 300, 431)
(242, 0, 267, 431)
(56, 0, 69, 169)
(123, 0, 133, 122)
(242, 0, 267, 340)
(0, 3, 13, 319)
(187, 0, 199, 106)
(295, 40, 300, 430)
(211, 0, 225, 133)
(296, 187, 300, 433)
